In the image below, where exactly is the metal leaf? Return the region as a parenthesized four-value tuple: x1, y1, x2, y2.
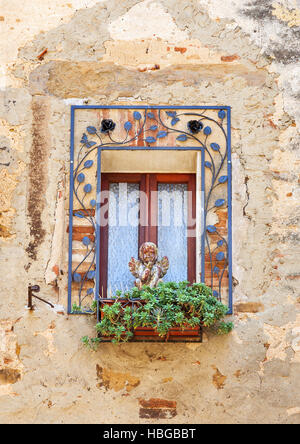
(171, 117, 180, 126)
(77, 173, 85, 183)
(204, 126, 212, 136)
(87, 271, 95, 280)
(86, 141, 96, 148)
(216, 252, 225, 261)
(82, 236, 91, 246)
(157, 131, 168, 139)
(150, 125, 158, 131)
(219, 176, 228, 184)
(145, 136, 156, 144)
(210, 143, 220, 151)
(207, 225, 217, 233)
(133, 111, 142, 120)
(177, 134, 187, 142)
(73, 273, 81, 283)
(84, 184, 92, 193)
(124, 121, 132, 131)
(74, 211, 85, 218)
(84, 160, 93, 168)
(87, 126, 97, 134)
(205, 161, 212, 168)
(218, 110, 226, 119)
(215, 199, 225, 207)
(81, 133, 88, 143)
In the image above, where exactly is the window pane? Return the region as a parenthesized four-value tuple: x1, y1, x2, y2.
(158, 183, 188, 282)
(107, 183, 139, 295)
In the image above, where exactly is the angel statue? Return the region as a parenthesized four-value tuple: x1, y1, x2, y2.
(128, 242, 169, 289)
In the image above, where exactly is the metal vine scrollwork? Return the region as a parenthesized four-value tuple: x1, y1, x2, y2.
(69, 106, 231, 313)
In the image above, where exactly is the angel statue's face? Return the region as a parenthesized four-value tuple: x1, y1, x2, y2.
(140, 242, 158, 266)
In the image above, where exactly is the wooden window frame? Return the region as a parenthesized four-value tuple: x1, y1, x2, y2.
(100, 173, 196, 297)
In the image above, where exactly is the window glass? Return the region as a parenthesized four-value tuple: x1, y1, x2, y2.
(157, 183, 188, 282)
(107, 182, 140, 295)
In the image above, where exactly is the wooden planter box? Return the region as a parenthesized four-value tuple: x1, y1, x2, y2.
(98, 299, 202, 343)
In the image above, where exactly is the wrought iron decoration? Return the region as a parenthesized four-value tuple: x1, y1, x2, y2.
(68, 106, 232, 315)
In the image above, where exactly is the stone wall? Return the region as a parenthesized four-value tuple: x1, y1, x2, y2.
(0, 0, 299, 424)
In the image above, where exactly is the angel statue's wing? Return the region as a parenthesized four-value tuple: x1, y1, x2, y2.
(128, 257, 141, 278)
(159, 256, 169, 277)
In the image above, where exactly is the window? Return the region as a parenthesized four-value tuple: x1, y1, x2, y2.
(68, 106, 232, 314)
(100, 173, 196, 297)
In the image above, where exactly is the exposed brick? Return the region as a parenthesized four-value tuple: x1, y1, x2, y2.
(174, 47, 187, 54)
(52, 265, 59, 276)
(139, 408, 177, 419)
(234, 302, 265, 313)
(286, 274, 300, 280)
(139, 398, 177, 409)
(72, 233, 95, 242)
(221, 54, 240, 62)
(67, 226, 95, 233)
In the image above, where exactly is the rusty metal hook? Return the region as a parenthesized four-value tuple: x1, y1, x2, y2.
(27, 284, 54, 310)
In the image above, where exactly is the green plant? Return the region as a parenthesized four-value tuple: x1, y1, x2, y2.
(217, 321, 234, 335)
(82, 281, 233, 345)
(71, 303, 83, 313)
(72, 300, 97, 314)
(81, 335, 101, 350)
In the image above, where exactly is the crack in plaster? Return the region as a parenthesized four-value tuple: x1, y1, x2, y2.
(45, 175, 66, 286)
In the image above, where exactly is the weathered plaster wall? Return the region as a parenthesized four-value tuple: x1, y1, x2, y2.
(0, 0, 299, 424)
